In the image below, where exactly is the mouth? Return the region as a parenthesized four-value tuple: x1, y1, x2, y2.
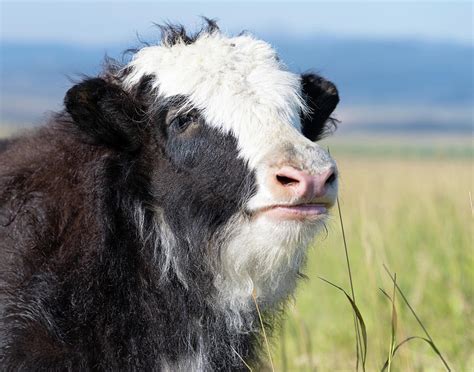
(254, 203, 331, 221)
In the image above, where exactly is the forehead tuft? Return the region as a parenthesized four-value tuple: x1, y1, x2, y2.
(122, 31, 305, 126)
(121, 26, 310, 168)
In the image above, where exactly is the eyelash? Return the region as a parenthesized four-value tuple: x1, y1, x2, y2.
(169, 112, 198, 133)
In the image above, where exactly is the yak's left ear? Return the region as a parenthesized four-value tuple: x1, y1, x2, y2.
(64, 77, 145, 152)
(300, 73, 340, 141)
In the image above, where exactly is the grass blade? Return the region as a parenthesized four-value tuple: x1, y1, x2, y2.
(231, 346, 253, 372)
(319, 277, 368, 367)
(383, 265, 451, 371)
(379, 273, 398, 372)
(469, 191, 473, 216)
(335, 191, 364, 371)
(252, 289, 275, 372)
(280, 318, 288, 372)
(381, 336, 447, 371)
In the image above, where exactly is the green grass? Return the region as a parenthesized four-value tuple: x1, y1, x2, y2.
(272, 152, 473, 371)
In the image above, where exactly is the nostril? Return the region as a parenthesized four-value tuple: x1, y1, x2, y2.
(274, 166, 335, 198)
(276, 174, 299, 186)
(325, 171, 337, 186)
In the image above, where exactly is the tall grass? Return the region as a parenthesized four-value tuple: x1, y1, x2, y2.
(273, 155, 472, 370)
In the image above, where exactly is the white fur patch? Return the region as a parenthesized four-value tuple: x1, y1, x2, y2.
(214, 214, 327, 318)
(161, 351, 207, 372)
(122, 32, 309, 169)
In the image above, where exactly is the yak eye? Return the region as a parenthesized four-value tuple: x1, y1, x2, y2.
(169, 113, 198, 133)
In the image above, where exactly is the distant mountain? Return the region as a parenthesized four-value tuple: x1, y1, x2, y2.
(0, 42, 120, 123)
(1, 36, 473, 132)
(270, 36, 473, 106)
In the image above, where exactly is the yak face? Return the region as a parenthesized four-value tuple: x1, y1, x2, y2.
(65, 24, 339, 311)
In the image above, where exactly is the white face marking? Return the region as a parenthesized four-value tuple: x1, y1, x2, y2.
(122, 32, 310, 168)
(123, 31, 338, 311)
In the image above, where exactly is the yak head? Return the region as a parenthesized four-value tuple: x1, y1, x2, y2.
(64, 21, 340, 311)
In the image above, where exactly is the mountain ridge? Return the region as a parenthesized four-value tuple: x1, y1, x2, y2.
(1, 36, 472, 132)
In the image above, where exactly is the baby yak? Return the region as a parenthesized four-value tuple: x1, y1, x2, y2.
(0, 21, 339, 370)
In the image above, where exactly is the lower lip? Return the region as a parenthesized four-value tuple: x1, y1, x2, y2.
(263, 204, 328, 220)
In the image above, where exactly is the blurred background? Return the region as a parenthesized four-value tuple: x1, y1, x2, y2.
(1, 1, 472, 370)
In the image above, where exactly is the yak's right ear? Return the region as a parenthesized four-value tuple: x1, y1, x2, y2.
(64, 77, 144, 152)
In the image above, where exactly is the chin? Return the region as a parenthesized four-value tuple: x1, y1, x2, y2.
(214, 211, 328, 313)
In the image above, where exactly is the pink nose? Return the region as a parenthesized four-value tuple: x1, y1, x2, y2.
(275, 166, 336, 199)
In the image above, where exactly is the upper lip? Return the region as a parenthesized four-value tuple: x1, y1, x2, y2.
(264, 202, 327, 210)
(250, 201, 332, 215)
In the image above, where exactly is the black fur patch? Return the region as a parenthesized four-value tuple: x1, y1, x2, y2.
(64, 77, 145, 152)
(300, 73, 340, 141)
(0, 75, 259, 369)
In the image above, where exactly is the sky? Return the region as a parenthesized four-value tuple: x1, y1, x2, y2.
(1, 1, 472, 46)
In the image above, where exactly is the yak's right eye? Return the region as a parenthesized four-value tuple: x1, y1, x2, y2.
(169, 112, 199, 134)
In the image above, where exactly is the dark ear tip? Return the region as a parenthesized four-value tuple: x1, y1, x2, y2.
(319, 79, 339, 99)
(301, 73, 339, 101)
(64, 78, 108, 112)
(63, 77, 144, 152)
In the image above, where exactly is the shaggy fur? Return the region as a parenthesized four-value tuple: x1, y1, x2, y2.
(0, 21, 339, 370)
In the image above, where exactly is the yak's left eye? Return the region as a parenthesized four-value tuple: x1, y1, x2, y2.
(169, 112, 198, 133)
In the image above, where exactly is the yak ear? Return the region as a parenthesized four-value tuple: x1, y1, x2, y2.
(300, 73, 340, 141)
(64, 77, 144, 152)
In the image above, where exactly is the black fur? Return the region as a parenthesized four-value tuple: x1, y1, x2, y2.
(300, 73, 340, 141)
(0, 74, 260, 370)
(64, 77, 145, 152)
(0, 138, 16, 154)
(157, 17, 219, 47)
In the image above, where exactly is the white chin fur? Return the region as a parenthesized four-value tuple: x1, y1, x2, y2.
(214, 214, 327, 313)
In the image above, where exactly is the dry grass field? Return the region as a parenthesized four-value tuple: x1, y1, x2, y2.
(272, 149, 472, 371)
